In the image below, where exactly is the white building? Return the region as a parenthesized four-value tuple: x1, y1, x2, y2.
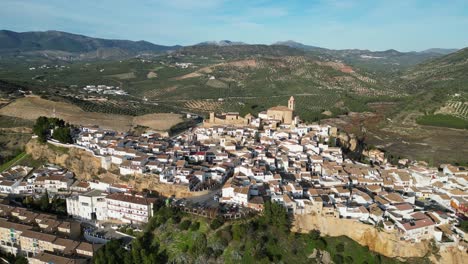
(106, 193, 155, 224)
(66, 190, 108, 221)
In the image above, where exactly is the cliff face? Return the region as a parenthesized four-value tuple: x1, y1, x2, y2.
(337, 131, 358, 151)
(25, 139, 210, 198)
(25, 139, 102, 180)
(293, 214, 430, 259)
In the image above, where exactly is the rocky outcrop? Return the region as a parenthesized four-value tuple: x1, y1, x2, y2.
(25, 139, 211, 198)
(131, 173, 211, 198)
(336, 131, 358, 151)
(293, 214, 430, 259)
(25, 139, 102, 180)
(431, 246, 468, 264)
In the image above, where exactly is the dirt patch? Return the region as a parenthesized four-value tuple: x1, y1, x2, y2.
(206, 79, 227, 88)
(226, 59, 257, 68)
(147, 71, 158, 79)
(0, 96, 182, 132)
(173, 59, 258, 80)
(322, 107, 468, 165)
(174, 66, 213, 80)
(132, 113, 183, 131)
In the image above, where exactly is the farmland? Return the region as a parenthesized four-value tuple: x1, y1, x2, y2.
(0, 53, 402, 123)
(416, 114, 468, 129)
(435, 101, 468, 120)
(0, 96, 183, 132)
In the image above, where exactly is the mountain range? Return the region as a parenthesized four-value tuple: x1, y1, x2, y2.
(0, 30, 459, 65)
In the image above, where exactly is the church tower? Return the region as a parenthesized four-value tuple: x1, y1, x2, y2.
(288, 96, 295, 111)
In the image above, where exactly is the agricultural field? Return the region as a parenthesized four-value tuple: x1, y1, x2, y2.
(435, 101, 468, 120)
(0, 96, 183, 132)
(0, 54, 403, 123)
(416, 114, 468, 129)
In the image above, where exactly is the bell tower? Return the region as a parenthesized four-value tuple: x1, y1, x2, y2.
(288, 96, 295, 111)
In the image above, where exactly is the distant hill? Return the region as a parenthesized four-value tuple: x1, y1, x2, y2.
(0, 30, 181, 60)
(176, 44, 305, 59)
(273, 40, 323, 51)
(419, 48, 458, 55)
(273, 40, 457, 72)
(195, 40, 247, 46)
(401, 47, 468, 91)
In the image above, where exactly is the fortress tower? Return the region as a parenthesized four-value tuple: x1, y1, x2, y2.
(288, 96, 295, 111)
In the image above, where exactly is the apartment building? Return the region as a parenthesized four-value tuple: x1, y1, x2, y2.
(106, 193, 155, 224)
(66, 189, 108, 221)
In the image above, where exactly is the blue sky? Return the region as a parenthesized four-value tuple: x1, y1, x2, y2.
(1, 0, 467, 51)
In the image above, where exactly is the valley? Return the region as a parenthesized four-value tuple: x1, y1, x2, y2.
(0, 25, 466, 264)
(1, 36, 466, 165)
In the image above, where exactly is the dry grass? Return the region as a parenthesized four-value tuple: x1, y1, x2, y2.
(133, 113, 183, 131)
(0, 96, 182, 132)
(173, 59, 258, 80)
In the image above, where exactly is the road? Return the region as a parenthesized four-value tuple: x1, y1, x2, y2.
(185, 187, 221, 208)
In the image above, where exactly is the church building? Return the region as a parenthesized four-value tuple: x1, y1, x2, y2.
(266, 96, 295, 124)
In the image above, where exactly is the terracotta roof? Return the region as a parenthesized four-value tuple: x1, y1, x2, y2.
(268, 106, 293, 112)
(401, 218, 434, 231)
(21, 230, 56, 242)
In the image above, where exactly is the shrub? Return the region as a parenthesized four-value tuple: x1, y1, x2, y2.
(333, 254, 344, 264)
(308, 229, 321, 240)
(190, 221, 200, 231)
(336, 242, 345, 253)
(210, 216, 224, 230)
(179, 220, 191, 230)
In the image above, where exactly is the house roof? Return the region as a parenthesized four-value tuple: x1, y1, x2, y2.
(400, 218, 435, 231)
(268, 106, 293, 112)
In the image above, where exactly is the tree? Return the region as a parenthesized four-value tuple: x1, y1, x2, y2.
(231, 224, 245, 241)
(190, 221, 200, 231)
(308, 229, 321, 240)
(33, 116, 50, 142)
(210, 216, 224, 230)
(336, 242, 345, 253)
(179, 220, 191, 230)
(33, 116, 73, 143)
(190, 233, 207, 256)
(52, 127, 72, 143)
(333, 254, 344, 264)
(315, 238, 327, 250)
(39, 190, 50, 212)
(261, 201, 290, 233)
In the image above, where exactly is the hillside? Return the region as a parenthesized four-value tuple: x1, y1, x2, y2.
(175, 44, 306, 59)
(401, 47, 468, 91)
(0, 30, 180, 60)
(0, 48, 401, 123)
(274, 40, 454, 73)
(397, 48, 468, 122)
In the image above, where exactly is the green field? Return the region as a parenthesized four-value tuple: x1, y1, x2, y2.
(0, 151, 26, 172)
(416, 114, 468, 129)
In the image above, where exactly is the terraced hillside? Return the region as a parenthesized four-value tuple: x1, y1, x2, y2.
(394, 48, 468, 128)
(0, 44, 406, 122)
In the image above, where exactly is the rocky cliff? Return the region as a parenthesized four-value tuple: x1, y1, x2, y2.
(293, 214, 430, 259)
(25, 139, 210, 198)
(25, 139, 102, 180)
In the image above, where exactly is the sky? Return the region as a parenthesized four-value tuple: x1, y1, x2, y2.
(1, 0, 467, 51)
